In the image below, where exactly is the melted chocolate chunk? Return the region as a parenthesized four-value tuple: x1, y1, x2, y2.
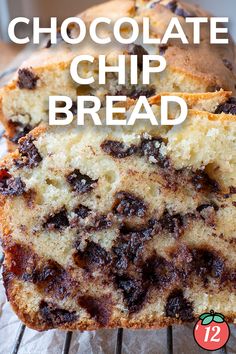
(67, 170, 98, 194)
(74, 241, 111, 269)
(192, 248, 225, 281)
(44, 210, 69, 230)
(39, 301, 77, 327)
(0, 169, 25, 196)
(159, 44, 168, 56)
(175, 7, 192, 18)
(143, 254, 175, 288)
(17, 136, 42, 168)
(74, 204, 91, 219)
(223, 59, 233, 71)
(112, 220, 156, 271)
(71, 101, 77, 115)
(215, 97, 236, 115)
(45, 27, 72, 48)
(115, 275, 147, 313)
(166, 0, 177, 12)
(128, 44, 148, 69)
(159, 211, 184, 238)
(17, 68, 39, 90)
(128, 87, 156, 100)
(141, 137, 169, 168)
(5, 243, 37, 277)
(165, 289, 194, 321)
(87, 215, 112, 231)
(113, 191, 146, 217)
(192, 170, 219, 193)
(10, 125, 31, 144)
(78, 295, 112, 325)
(165, 0, 192, 18)
(197, 203, 219, 213)
(38, 261, 72, 299)
(101, 140, 137, 158)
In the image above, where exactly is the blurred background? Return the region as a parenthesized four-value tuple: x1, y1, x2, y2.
(0, 0, 235, 74)
(0, 0, 236, 41)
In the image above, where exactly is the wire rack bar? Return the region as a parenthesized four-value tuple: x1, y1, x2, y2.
(11, 324, 26, 354)
(219, 346, 227, 354)
(62, 331, 73, 354)
(115, 328, 123, 354)
(167, 326, 173, 354)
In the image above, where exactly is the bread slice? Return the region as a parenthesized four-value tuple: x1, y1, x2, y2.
(1, 0, 235, 145)
(1, 96, 236, 331)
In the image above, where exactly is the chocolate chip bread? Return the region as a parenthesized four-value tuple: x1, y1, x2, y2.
(1, 0, 236, 146)
(1, 94, 236, 330)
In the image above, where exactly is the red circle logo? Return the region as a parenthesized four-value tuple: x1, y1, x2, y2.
(193, 310, 230, 351)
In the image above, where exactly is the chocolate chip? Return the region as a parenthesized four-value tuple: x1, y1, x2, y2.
(143, 254, 175, 288)
(112, 220, 156, 271)
(192, 170, 219, 193)
(159, 45, 168, 56)
(16, 136, 42, 168)
(165, 289, 194, 321)
(128, 87, 156, 100)
(74, 241, 111, 269)
(26, 260, 62, 283)
(44, 209, 69, 230)
(0, 169, 25, 196)
(215, 97, 236, 115)
(128, 44, 148, 70)
(223, 59, 233, 71)
(17, 68, 39, 90)
(115, 275, 148, 313)
(196, 203, 219, 213)
(67, 170, 98, 194)
(141, 137, 169, 168)
(5, 243, 37, 277)
(159, 211, 184, 238)
(175, 7, 192, 18)
(86, 215, 113, 232)
(165, 0, 177, 12)
(71, 101, 77, 115)
(165, 0, 192, 18)
(74, 205, 91, 219)
(45, 27, 72, 48)
(192, 248, 225, 280)
(10, 124, 31, 144)
(113, 191, 146, 217)
(78, 295, 112, 325)
(39, 301, 77, 327)
(101, 140, 138, 158)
